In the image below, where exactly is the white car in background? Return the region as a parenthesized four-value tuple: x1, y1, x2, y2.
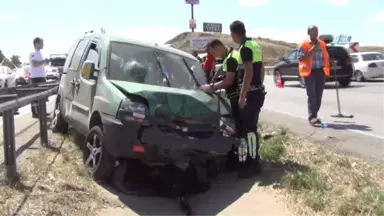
(350, 52, 384, 82)
(45, 67, 60, 80)
(0, 66, 17, 88)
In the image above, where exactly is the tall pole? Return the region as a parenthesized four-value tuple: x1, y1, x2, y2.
(191, 4, 194, 32)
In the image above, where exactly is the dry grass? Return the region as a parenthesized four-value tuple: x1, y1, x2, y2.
(259, 125, 384, 216)
(166, 32, 384, 66)
(0, 134, 119, 216)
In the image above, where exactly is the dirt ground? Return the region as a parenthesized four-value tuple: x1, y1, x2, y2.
(1, 124, 383, 216)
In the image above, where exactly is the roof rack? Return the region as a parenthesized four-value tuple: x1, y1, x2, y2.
(84, 28, 106, 35)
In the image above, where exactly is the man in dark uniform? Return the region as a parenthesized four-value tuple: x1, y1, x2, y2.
(230, 20, 266, 178)
(199, 39, 241, 171)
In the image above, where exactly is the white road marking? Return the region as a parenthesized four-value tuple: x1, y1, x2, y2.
(263, 107, 384, 140)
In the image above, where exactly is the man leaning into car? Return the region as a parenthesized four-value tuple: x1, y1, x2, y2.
(298, 25, 330, 127)
(200, 39, 241, 172)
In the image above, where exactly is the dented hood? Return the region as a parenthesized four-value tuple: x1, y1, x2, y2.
(110, 80, 221, 126)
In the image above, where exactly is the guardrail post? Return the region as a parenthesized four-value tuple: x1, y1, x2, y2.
(2, 109, 19, 184)
(39, 98, 48, 146)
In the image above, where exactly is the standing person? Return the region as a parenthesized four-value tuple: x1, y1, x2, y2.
(229, 20, 266, 178)
(297, 25, 330, 127)
(29, 37, 47, 118)
(203, 50, 216, 83)
(199, 39, 241, 170)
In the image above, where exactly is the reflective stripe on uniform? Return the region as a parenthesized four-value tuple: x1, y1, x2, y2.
(247, 132, 257, 159)
(238, 138, 248, 162)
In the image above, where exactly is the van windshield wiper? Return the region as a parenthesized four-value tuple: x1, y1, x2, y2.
(182, 58, 201, 87)
(152, 51, 171, 87)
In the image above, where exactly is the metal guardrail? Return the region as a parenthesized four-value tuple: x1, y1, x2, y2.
(1, 83, 59, 184)
(264, 66, 274, 75)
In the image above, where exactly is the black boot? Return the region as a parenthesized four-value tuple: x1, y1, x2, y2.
(238, 157, 261, 179)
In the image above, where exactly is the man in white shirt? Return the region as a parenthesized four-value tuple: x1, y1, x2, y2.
(29, 37, 47, 118)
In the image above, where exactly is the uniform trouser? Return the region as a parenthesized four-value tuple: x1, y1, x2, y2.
(235, 90, 264, 163)
(229, 97, 241, 137)
(30, 77, 46, 116)
(304, 68, 325, 121)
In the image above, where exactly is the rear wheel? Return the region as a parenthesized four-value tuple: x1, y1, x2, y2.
(339, 79, 351, 87)
(51, 98, 68, 134)
(354, 70, 365, 82)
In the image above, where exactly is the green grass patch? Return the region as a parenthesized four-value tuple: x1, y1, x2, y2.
(283, 167, 330, 212)
(338, 189, 384, 216)
(260, 135, 287, 161)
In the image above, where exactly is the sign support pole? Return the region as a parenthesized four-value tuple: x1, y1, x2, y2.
(191, 4, 194, 32)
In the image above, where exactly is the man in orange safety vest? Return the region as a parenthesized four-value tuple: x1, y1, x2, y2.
(297, 25, 330, 127)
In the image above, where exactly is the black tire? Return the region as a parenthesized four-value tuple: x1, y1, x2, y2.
(51, 98, 68, 134)
(339, 79, 351, 87)
(83, 125, 115, 182)
(299, 76, 306, 88)
(354, 71, 365, 82)
(273, 70, 285, 86)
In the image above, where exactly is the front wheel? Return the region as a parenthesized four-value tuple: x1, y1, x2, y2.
(83, 125, 115, 182)
(339, 79, 351, 87)
(273, 70, 285, 86)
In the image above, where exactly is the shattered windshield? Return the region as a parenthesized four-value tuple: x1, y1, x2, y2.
(108, 42, 207, 89)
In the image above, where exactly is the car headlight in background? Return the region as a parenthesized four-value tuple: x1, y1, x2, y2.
(117, 98, 148, 121)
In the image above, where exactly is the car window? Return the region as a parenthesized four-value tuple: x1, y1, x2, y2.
(68, 39, 89, 71)
(326, 46, 349, 59)
(287, 50, 298, 60)
(350, 56, 359, 63)
(361, 53, 384, 61)
(108, 42, 204, 89)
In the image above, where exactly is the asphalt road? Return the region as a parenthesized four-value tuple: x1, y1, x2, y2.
(0, 96, 55, 165)
(261, 76, 384, 163)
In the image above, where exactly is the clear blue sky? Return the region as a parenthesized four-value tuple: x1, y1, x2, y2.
(1, 0, 383, 61)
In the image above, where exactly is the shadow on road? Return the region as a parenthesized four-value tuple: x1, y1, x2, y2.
(327, 122, 372, 132)
(68, 130, 309, 215)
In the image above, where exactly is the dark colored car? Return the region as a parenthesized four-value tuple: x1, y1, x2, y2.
(273, 45, 354, 87)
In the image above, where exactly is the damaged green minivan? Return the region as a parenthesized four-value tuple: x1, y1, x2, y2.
(51, 31, 237, 181)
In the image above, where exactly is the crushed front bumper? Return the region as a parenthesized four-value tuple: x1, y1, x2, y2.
(101, 113, 238, 165)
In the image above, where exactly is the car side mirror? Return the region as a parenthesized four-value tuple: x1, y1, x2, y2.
(279, 57, 286, 61)
(81, 60, 96, 80)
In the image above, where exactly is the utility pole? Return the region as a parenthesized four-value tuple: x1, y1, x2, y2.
(191, 4, 194, 32)
(186, 0, 198, 32)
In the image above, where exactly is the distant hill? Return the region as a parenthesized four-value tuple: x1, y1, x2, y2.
(166, 32, 384, 66)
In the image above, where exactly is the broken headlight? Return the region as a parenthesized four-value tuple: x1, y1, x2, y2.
(117, 98, 148, 121)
